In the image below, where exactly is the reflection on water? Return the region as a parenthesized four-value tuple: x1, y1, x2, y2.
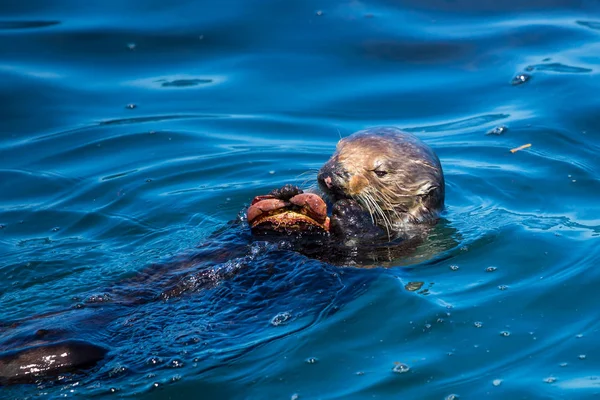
(1, 0, 600, 398)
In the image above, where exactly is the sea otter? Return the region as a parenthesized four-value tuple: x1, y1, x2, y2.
(0, 127, 446, 386)
(318, 127, 445, 244)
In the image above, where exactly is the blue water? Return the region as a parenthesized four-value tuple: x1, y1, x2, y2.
(2, 0, 600, 398)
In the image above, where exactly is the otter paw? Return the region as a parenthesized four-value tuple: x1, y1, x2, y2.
(268, 184, 303, 200)
(330, 199, 385, 242)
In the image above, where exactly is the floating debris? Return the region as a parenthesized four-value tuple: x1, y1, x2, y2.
(510, 143, 531, 153)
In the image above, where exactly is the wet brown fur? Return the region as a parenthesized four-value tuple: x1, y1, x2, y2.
(319, 127, 445, 238)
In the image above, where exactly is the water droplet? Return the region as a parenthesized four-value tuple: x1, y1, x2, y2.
(498, 285, 508, 291)
(492, 379, 502, 386)
(291, 394, 300, 400)
(147, 357, 163, 366)
(474, 321, 483, 328)
(305, 357, 318, 364)
(169, 359, 183, 368)
(152, 382, 160, 389)
(51, 227, 60, 232)
(445, 394, 460, 400)
(392, 363, 410, 374)
(511, 73, 531, 85)
(171, 375, 181, 382)
(315, 10, 323, 16)
(486, 126, 508, 136)
(560, 362, 568, 367)
(544, 376, 557, 383)
(271, 312, 292, 326)
(449, 265, 459, 271)
(486, 266, 497, 272)
(500, 331, 510, 337)
(126, 104, 137, 109)
(109, 387, 119, 393)
(579, 354, 587, 360)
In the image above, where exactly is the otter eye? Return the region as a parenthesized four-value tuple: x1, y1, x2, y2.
(374, 170, 388, 178)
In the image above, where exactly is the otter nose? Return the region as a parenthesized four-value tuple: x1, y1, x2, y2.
(323, 176, 333, 189)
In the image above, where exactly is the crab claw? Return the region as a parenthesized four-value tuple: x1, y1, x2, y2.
(246, 191, 330, 234)
(247, 198, 288, 224)
(289, 193, 328, 224)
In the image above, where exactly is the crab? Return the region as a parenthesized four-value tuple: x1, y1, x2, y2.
(246, 188, 330, 234)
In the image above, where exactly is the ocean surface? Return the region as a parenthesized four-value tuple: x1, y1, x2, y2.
(1, 0, 600, 399)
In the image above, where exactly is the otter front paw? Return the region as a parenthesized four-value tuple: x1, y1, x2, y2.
(268, 184, 303, 200)
(330, 199, 385, 243)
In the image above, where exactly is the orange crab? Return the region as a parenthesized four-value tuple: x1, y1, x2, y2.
(247, 192, 330, 234)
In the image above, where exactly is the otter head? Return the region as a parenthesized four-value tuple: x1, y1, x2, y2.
(317, 127, 445, 234)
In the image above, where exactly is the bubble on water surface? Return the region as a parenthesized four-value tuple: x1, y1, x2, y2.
(486, 266, 497, 272)
(474, 321, 483, 328)
(500, 331, 510, 337)
(125, 104, 137, 109)
(486, 126, 508, 136)
(271, 312, 292, 326)
(579, 354, 587, 360)
(449, 265, 459, 271)
(127, 43, 136, 50)
(445, 394, 460, 400)
(315, 10, 323, 16)
(169, 359, 184, 368)
(392, 363, 410, 374)
(498, 285, 508, 291)
(544, 376, 557, 383)
(51, 226, 60, 232)
(492, 379, 502, 386)
(511, 74, 531, 85)
(305, 357, 319, 364)
(291, 394, 300, 400)
(147, 357, 163, 366)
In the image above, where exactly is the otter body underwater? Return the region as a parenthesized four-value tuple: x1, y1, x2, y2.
(0, 127, 446, 386)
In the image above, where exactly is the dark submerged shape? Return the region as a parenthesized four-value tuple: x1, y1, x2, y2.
(0, 127, 451, 387)
(0, 340, 107, 385)
(318, 127, 445, 242)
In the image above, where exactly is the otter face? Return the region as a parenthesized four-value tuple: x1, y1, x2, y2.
(317, 127, 445, 234)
